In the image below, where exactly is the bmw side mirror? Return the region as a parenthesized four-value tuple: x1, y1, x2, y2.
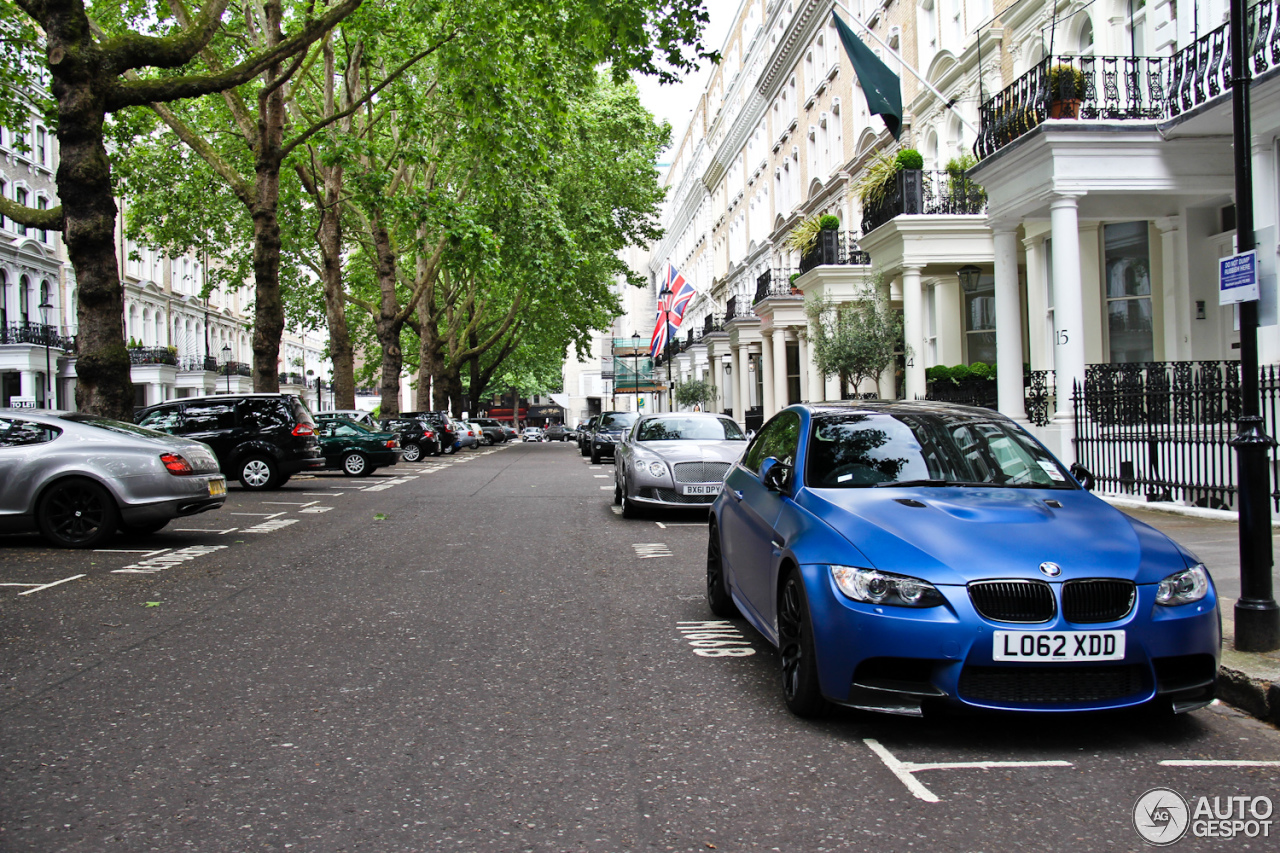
(760, 457, 793, 493)
(1069, 463, 1095, 491)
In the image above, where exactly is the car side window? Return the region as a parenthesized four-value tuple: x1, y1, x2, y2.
(742, 412, 801, 473)
(0, 417, 60, 447)
(241, 399, 285, 429)
(334, 424, 360, 437)
(138, 406, 184, 433)
(183, 401, 237, 433)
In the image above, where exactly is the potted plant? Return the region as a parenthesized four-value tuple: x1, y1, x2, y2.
(789, 272, 801, 294)
(1047, 63, 1086, 119)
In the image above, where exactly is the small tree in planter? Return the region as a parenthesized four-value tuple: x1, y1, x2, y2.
(1048, 63, 1086, 118)
(805, 273, 908, 396)
(674, 378, 718, 412)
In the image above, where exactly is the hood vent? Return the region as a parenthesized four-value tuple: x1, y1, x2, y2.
(894, 498, 927, 508)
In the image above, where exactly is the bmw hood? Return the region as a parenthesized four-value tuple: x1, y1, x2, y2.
(799, 487, 1193, 586)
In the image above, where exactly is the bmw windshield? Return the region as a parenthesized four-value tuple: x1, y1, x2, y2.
(806, 412, 1076, 489)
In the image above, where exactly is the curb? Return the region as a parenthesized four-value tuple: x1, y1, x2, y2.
(1098, 493, 1280, 527)
(1217, 649, 1280, 725)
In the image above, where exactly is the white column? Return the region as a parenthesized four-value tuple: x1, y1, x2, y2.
(902, 264, 926, 400)
(732, 344, 745, 425)
(798, 334, 811, 401)
(772, 327, 788, 411)
(719, 354, 731, 413)
(1049, 195, 1086, 423)
(760, 333, 776, 417)
(1023, 235, 1046, 371)
(1156, 216, 1187, 362)
(993, 227, 1025, 420)
(877, 275, 896, 398)
(20, 370, 37, 400)
(708, 348, 719, 411)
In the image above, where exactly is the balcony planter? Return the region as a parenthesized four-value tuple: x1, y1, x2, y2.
(1047, 63, 1086, 119)
(1049, 98, 1082, 119)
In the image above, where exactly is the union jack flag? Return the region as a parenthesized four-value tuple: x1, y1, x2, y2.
(650, 263, 697, 358)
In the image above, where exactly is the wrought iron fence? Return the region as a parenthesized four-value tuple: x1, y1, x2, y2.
(177, 355, 219, 372)
(798, 230, 871, 274)
(128, 346, 178, 366)
(278, 372, 307, 386)
(218, 361, 252, 376)
(1, 322, 72, 349)
(725, 295, 757, 322)
(1071, 361, 1280, 510)
(861, 171, 987, 234)
(1025, 370, 1055, 427)
(703, 313, 724, 334)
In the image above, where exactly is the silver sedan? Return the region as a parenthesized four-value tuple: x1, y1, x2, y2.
(0, 410, 227, 548)
(613, 413, 748, 518)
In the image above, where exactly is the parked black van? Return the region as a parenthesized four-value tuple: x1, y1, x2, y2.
(136, 393, 324, 490)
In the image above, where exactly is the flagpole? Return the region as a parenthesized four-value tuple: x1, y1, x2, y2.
(831, 2, 981, 138)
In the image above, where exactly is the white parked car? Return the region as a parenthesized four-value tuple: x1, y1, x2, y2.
(521, 427, 545, 442)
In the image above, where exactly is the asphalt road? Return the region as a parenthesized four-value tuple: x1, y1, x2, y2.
(2, 442, 1278, 852)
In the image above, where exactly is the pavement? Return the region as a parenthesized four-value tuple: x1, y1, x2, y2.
(1102, 495, 1280, 726)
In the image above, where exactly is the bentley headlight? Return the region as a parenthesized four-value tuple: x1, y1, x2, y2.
(830, 566, 943, 608)
(647, 461, 667, 477)
(1156, 564, 1211, 606)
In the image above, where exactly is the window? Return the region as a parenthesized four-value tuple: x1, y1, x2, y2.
(1104, 221, 1154, 363)
(786, 341, 801, 404)
(19, 275, 30, 322)
(742, 411, 801, 472)
(0, 179, 6, 230)
(964, 275, 997, 364)
(0, 417, 61, 447)
(35, 127, 46, 166)
(137, 406, 185, 433)
(14, 187, 27, 236)
(36, 197, 48, 242)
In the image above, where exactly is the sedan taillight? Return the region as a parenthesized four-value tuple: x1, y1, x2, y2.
(386, 439, 398, 448)
(292, 423, 315, 436)
(160, 453, 195, 475)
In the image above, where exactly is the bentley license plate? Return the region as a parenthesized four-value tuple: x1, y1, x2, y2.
(993, 630, 1125, 662)
(208, 477, 227, 497)
(682, 484, 721, 496)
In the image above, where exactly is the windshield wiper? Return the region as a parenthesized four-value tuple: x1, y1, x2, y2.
(872, 479, 994, 488)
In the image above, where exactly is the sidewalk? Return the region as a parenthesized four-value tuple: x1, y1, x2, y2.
(1103, 496, 1280, 725)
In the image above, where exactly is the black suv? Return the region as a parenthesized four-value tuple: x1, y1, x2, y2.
(379, 416, 441, 461)
(403, 411, 458, 454)
(136, 393, 323, 490)
(586, 411, 638, 463)
(469, 418, 509, 445)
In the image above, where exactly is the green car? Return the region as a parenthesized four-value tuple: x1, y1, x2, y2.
(316, 419, 403, 476)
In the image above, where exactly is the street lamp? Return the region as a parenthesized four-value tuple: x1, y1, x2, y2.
(221, 343, 232, 393)
(630, 330, 641, 412)
(38, 298, 52, 408)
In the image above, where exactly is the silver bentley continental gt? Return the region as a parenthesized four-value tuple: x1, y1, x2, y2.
(0, 410, 227, 548)
(613, 413, 748, 518)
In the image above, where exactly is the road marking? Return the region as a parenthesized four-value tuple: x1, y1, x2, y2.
(363, 477, 412, 492)
(94, 548, 172, 555)
(261, 501, 312, 506)
(632, 543, 672, 558)
(302, 493, 340, 497)
(17, 574, 87, 596)
(610, 506, 622, 515)
(242, 518, 298, 533)
(298, 506, 333, 514)
(863, 739, 1072, 803)
(230, 512, 286, 518)
(655, 522, 704, 528)
(173, 527, 240, 535)
(600, 486, 612, 490)
(1159, 760, 1280, 767)
(593, 475, 608, 478)
(677, 620, 755, 657)
(114, 545, 228, 574)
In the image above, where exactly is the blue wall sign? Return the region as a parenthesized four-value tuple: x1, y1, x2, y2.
(1220, 250, 1259, 305)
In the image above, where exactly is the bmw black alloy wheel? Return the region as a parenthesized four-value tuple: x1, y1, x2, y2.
(777, 570, 828, 717)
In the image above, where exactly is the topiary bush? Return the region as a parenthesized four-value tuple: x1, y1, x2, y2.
(819, 214, 841, 230)
(895, 148, 924, 170)
(949, 364, 975, 382)
(925, 365, 953, 384)
(968, 361, 994, 380)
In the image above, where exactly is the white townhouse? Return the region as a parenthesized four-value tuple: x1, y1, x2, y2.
(644, 0, 1279, 509)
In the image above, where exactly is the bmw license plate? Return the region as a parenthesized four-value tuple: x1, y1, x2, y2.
(208, 477, 227, 497)
(993, 630, 1125, 662)
(682, 484, 722, 496)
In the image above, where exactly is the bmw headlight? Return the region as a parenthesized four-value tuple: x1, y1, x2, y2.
(830, 566, 944, 608)
(1156, 564, 1211, 606)
(646, 461, 667, 478)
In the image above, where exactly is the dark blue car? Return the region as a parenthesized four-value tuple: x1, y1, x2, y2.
(707, 401, 1220, 718)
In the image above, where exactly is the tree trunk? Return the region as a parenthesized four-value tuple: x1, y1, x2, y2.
(47, 24, 133, 418)
(415, 297, 440, 410)
(444, 368, 464, 418)
(317, 163, 354, 408)
(371, 217, 403, 416)
(250, 1, 286, 394)
(467, 332, 482, 413)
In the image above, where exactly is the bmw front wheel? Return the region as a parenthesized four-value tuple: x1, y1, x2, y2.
(777, 569, 828, 718)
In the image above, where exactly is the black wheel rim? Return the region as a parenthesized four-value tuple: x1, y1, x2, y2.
(706, 528, 724, 600)
(47, 485, 109, 544)
(778, 579, 804, 702)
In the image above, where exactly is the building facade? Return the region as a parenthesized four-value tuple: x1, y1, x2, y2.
(645, 0, 1278, 508)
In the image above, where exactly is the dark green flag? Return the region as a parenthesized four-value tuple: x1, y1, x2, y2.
(832, 11, 902, 140)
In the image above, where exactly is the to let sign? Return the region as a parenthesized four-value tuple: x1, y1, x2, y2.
(1220, 250, 1259, 305)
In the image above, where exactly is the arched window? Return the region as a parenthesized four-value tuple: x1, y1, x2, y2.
(0, 269, 7, 325)
(1078, 17, 1095, 55)
(38, 281, 49, 324)
(19, 275, 30, 323)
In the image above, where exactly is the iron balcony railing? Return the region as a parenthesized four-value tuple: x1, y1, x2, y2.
(703, 313, 724, 334)
(799, 230, 871, 275)
(278, 372, 307, 386)
(177, 355, 219, 372)
(1, 322, 73, 349)
(976, 0, 1280, 161)
(1072, 360, 1280, 511)
(725, 295, 757, 322)
(861, 171, 987, 234)
(128, 346, 177, 366)
(218, 361, 252, 377)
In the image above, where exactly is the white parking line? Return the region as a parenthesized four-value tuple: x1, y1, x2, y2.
(173, 527, 240, 535)
(298, 506, 333, 514)
(1159, 760, 1280, 767)
(632, 543, 672, 558)
(93, 548, 172, 555)
(654, 522, 704, 528)
(593, 475, 608, 478)
(599, 486, 612, 490)
(113, 544, 229, 573)
(18, 574, 86, 596)
(230, 512, 286, 518)
(863, 739, 1072, 804)
(261, 501, 312, 506)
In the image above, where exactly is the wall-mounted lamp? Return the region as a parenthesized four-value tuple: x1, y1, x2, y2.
(1196, 300, 1206, 320)
(724, 362, 732, 375)
(957, 264, 983, 293)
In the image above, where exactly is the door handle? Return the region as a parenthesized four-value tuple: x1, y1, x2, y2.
(771, 537, 786, 549)
(731, 490, 743, 501)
